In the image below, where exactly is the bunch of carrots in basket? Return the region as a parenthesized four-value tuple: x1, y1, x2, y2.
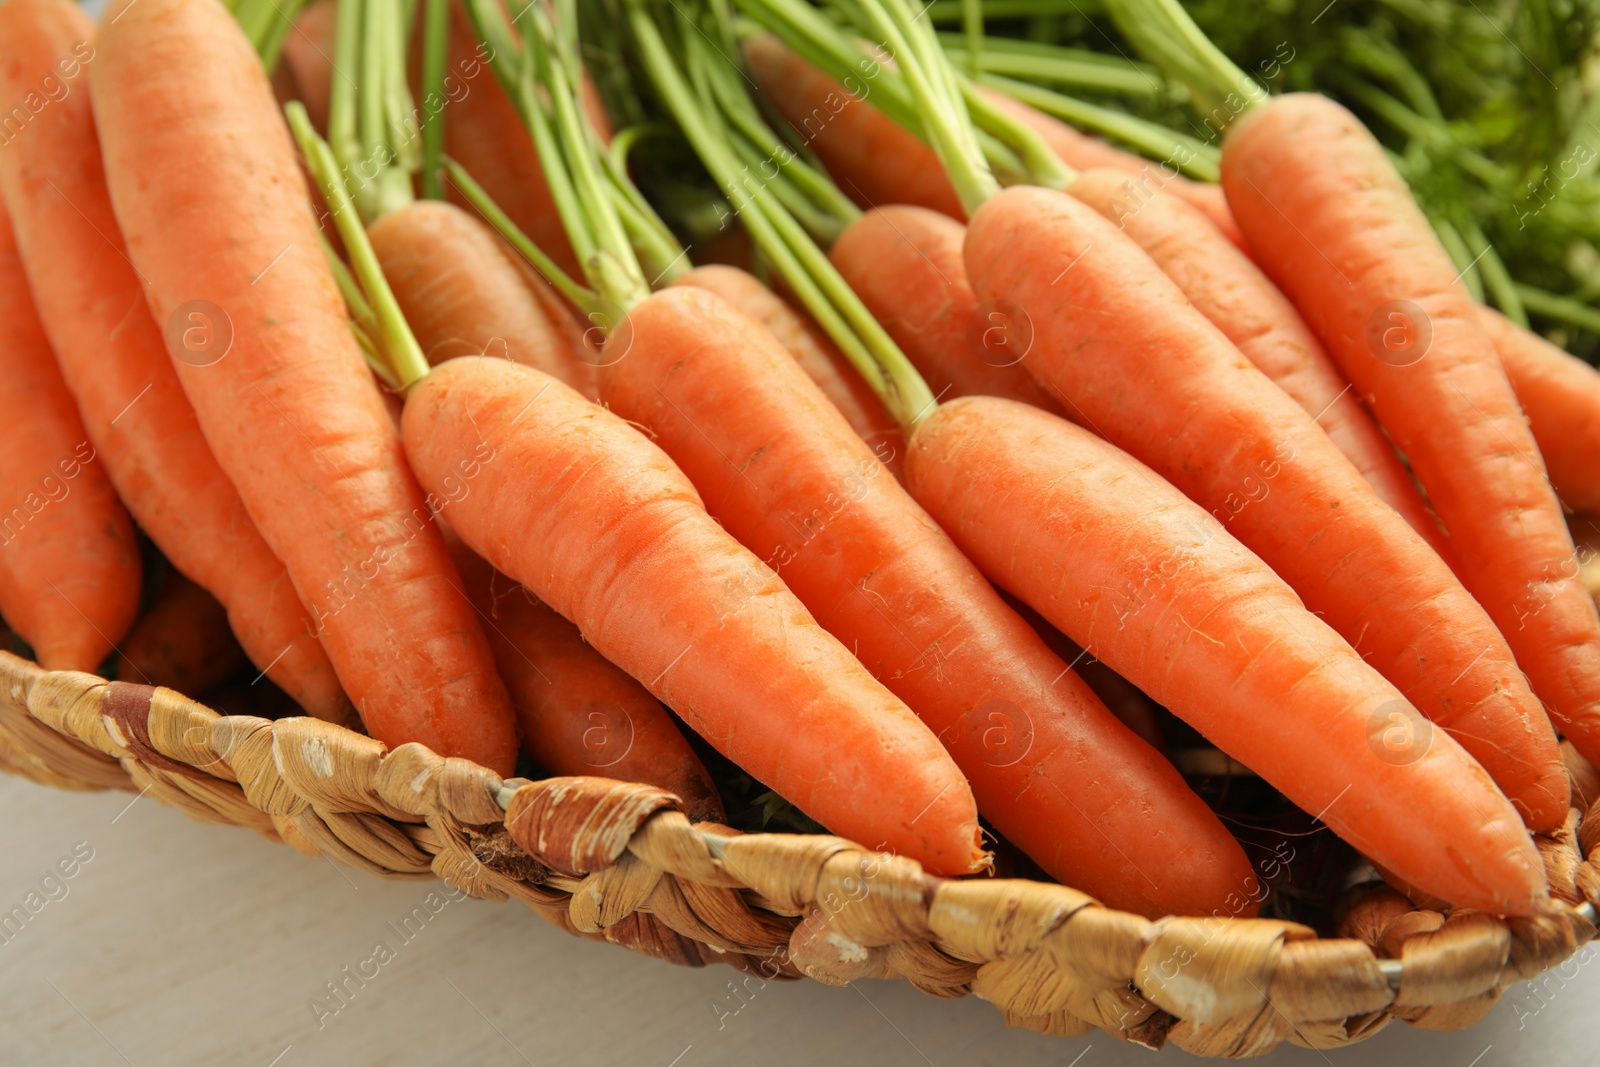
(1, 0, 1598, 925)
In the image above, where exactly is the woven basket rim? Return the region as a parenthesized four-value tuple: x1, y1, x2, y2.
(2, 647, 1595, 1058)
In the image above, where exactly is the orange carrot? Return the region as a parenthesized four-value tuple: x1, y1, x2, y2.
(909, 395, 1549, 917)
(1068, 167, 1451, 561)
(402, 354, 984, 874)
(0, 193, 140, 671)
(598, 284, 1251, 918)
(0, 0, 353, 723)
(829, 205, 1064, 413)
(1476, 307, 1600, 516)
(93, 0, 517, 774)
(965, 184, 1568, 830)
(446, 534, 725, 823)
(369, 199, 595, 393)
(116, 572, 247, 696)
(670, 265, 905, 479)
(1222, 94, 1600, 775)
(282, 0, 336, 132)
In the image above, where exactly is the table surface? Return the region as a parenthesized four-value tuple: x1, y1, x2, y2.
(0, 774, 1593, 1067)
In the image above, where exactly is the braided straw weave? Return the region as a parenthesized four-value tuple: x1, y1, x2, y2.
(3, 648, 1598, 1058)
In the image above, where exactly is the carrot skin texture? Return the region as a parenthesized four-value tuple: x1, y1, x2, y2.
(670, 266, 906, 481)
(446, 537, 726, 823)
(965, 185, 1568, 831)
(0, 197, 140, 671)
(598, 286, 1250, 917)
(1222, 95, 1600, 774)
(1476, 308, 1600, 516)
(0, 0, 353, 722)
(93, 0, 517, 774)
(1068, 168, 1451, 561)
(116, 573, 247, 696)
(830, 206, 1064, 415)
(402, 355, 984, 873)
(909, 396, 1548, 916)
(369, 200, 591, 391)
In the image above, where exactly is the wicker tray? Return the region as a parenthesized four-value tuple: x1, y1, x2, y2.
(2, 648, 1596, 1059)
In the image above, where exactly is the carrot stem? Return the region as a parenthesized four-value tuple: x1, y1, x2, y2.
(420, 0, 451, 199)
(981, 73, 1220, 181)
(1101, 0, 1265, 125)
(1431, 215, 1485, 303)
(942, 40, 1167, 99)
(328, 0, 363, 182)
(442, 159, 598, 310)
(1517, 284, 1600, 335)
(856, 0, 997, 216)
(628, 0, 938, 429)
(287, 103, 429, 387)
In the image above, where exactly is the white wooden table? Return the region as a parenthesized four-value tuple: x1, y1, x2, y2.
(0, 773, 1593, 1067)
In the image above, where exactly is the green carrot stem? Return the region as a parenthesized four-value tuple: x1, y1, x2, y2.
(983, 74, 1220, 181)
(1101, 0, 1265, 127)
(328, 0, 363, 168)
(321, 231, 383, 345)
(925, 0, 1090, 18)
(856, 0, 998, 216)
(937, 33, 1154, 73)
(532, 0, 651, 308)
(960, 78, 1073, 189)
(287, 103, 430, 388)
(699, 43, 862, 228)
(632, 1, 937, 430)
(1517, 284, 1600, 335)
(420, 0, 451, 199)
(444, 159, 598, 311)
(960, 0, 982, 77)
(1430, 215, 1484, 303)
(256, 0, 310, 71)
(1460, 219, 1528, 327)
(942, 44, 1168, 99)
(385, 2, 423, 174)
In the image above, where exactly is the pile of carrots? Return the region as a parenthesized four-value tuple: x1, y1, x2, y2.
(0, 0, 1597, 927)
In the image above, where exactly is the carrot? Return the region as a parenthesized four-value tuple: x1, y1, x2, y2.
(909, 395, 1549, 917)
(402, 355, 984, 873)
(93, 0, 517, 774)
(599, 285, 1250, 916)
(368, 198, 595, 393)
(282, 0, 336, 131)
(0, 0, 353, 723)
(1067, 167, 1452, 561)
(1222, 94, 1600, 776)
(1476, 307, 1600, 516)
(445, 534, 725, 822)
(116, 572, 247, 696)
(829, 205, 1064, 413)
(744, 32, 966, 219)
(669, 265, 905, 479)
(965, 184, 1569, 831)
(0, 194, 140, 671)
